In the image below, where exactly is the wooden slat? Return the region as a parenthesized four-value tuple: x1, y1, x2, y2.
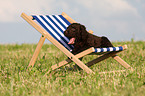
(27, 35, 46, 70)
(51, 59, 71, 70)
(21, 12, 94, 74)
(61, 12, 76, 23)
(75, 47, 95, 58)
(112, 55, 131, 69)
(88, 30, 93, 34)
(51, 47, 95, 70)
(122, 44, 127, 49)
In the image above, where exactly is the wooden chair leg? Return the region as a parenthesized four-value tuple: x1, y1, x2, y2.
(27, 35, 46, 70)
(51, 59, 71, 70)
(112, 55, 133, 70)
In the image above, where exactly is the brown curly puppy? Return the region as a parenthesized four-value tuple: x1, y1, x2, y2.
(64, 23, 113, 55)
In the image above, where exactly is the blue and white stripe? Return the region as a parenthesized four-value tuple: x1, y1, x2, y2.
(32, 15, 74, 51)
(94, 46, 123, 53)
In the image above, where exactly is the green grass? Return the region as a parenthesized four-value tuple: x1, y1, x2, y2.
(0, 41, 145, 96)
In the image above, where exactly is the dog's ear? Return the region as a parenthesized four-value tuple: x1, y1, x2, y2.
(80, 24, 86, 30)
(75, 25, 81, 41)
(80, 24, 88, 40)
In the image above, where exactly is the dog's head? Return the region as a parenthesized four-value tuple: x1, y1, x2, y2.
(64, 23, 88, 44)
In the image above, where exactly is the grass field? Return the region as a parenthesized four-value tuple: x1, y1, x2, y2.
(0, 41, 145, 96)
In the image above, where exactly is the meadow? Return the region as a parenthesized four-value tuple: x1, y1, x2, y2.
(0, 41, 145, 96)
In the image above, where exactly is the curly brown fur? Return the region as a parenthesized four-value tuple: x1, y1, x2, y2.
(64, 23, 113, 55)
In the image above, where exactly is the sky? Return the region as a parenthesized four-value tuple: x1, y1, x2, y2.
(0, 0, 145, 44)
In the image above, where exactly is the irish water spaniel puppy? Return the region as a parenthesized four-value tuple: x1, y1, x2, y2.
(64, 23, 113, 55)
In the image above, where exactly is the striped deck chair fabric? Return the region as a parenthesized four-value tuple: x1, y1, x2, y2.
(32, 15, 124, 53)
(32, 15, 73, 51)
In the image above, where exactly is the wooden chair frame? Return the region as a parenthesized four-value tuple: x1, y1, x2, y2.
(21, 12, 133, 74)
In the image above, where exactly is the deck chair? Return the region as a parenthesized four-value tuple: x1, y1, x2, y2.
(21, 12, 133, 74)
